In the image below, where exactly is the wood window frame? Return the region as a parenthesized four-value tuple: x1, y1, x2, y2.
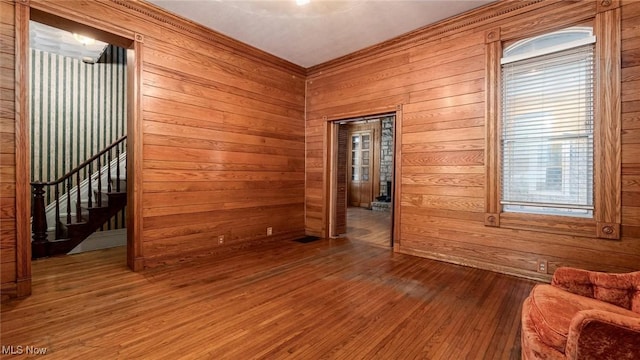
(484, 2, 621, 240)
(346, 122, 381, 208)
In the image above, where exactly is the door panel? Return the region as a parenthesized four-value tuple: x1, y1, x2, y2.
(348, 130, 373, 208)
(335, 125, 348, 234)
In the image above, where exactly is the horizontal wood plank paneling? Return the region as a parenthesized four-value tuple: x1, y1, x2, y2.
(131, 4, 305, 261)
(306, 0, 640, 279)
(1, 0, 306, 289)
(5, 0, 639, 296)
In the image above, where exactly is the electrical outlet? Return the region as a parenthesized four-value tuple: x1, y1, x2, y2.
(266, 227, 273, 236)
(218, 235, 224, 245)
(537, 259, 548, 274)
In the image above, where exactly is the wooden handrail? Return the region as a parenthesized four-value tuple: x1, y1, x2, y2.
(30, 135, 127, 258)
(32, 135, 127, 186)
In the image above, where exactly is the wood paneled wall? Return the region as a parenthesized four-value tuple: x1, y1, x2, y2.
(1, 0, 18, 298)
(2, 0, 305, 297)
(4, 0, 639, 297)
(621, 2, 640, 252)
(306, 0, 640, 280)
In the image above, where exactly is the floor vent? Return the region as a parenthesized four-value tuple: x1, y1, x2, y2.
(294, 236, 321, 244)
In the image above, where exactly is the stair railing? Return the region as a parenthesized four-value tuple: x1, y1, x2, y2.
(31, 135, 127, 258)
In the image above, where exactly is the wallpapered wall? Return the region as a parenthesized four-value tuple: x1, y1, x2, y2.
(30, 45, 127, 229)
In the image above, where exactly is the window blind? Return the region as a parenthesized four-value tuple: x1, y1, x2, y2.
(501, 43, 595, 217)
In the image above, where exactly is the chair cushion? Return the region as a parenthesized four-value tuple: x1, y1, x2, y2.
(527, 284, 640, 353)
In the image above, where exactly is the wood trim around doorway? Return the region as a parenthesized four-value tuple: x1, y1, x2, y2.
(392, 105, 403, 251)
(13, 4, 143, 297)
(15, 0, 31, 298)
(324, 108, 401, 246)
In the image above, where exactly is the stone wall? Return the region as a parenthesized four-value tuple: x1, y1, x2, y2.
(379, 116, 394, 199)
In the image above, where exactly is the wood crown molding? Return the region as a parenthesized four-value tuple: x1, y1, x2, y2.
(108, 0, 305, 76)
(308, 0, 545, 75)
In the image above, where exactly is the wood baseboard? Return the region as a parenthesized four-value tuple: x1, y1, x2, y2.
(142, 230, 306, 269)
(0, 282, 17, 302)
(395, 245, 551, 283)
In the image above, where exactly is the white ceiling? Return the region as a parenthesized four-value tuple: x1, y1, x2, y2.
(148, 0, 494, 68)
(30, 21, 109, 64)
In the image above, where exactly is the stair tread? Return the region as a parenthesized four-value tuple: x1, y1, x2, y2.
(61, 218, 88, 226)
(80, 193, 125, 208)
(37, 189, 127, 259)
(32, 147, 127, 259)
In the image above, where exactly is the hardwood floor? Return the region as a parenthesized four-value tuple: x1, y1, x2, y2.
(1, 238, 536, 359)
(346, 207, 392, 248)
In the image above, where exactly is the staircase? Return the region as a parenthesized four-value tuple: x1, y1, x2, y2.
(31, 136, 127, 259)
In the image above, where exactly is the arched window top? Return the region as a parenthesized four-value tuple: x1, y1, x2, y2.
(502, 26, 594, 64)
(504, 26, 593, 57)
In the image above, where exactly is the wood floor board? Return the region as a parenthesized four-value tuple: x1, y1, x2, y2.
(346, 207, 392, 248)
(1, 223, 536, 359)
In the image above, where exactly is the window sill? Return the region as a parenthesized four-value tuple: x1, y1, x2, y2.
(484, 212, 620, 240)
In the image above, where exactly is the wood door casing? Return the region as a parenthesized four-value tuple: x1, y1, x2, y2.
(347, 122, 380, 208)
(335, 125, 348, 235)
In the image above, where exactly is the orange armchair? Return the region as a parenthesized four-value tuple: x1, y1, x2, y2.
(521, 267, 640, 360)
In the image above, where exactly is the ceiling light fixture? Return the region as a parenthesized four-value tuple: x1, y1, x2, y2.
(296, 0, 310, 6)
(73, 33, 96, 46)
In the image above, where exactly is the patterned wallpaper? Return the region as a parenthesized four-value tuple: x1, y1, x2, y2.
(30, 45, 127, 229)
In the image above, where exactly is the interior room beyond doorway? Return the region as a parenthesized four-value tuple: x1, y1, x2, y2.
(332, 114, 395, 248)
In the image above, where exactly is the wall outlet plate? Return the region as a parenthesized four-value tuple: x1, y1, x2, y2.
(537, 259, 548, 274)
(218, 235, 224, 244)
(267, 227, 273, 236)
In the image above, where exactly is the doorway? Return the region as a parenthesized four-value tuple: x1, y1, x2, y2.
(347, 124, 377, 208)
(329, 113, 396, 248)
(15, 5, 143, 298)
(29, 20, 128, 255)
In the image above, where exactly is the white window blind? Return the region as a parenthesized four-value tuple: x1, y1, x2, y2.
(501, 34, 595, 218)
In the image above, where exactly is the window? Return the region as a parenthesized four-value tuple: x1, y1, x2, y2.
(484, 9, 621, 239)
(350, 133, 371, 181)
(501, 27, 595, 218)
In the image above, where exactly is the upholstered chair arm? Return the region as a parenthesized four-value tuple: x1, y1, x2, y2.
(551, 267, 640, 311)
(564, 309, 640, 360)
(551, 267, 593, 295)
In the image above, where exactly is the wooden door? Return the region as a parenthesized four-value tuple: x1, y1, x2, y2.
(348, 130, 373, 208)
(335, 125, 348, 234)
